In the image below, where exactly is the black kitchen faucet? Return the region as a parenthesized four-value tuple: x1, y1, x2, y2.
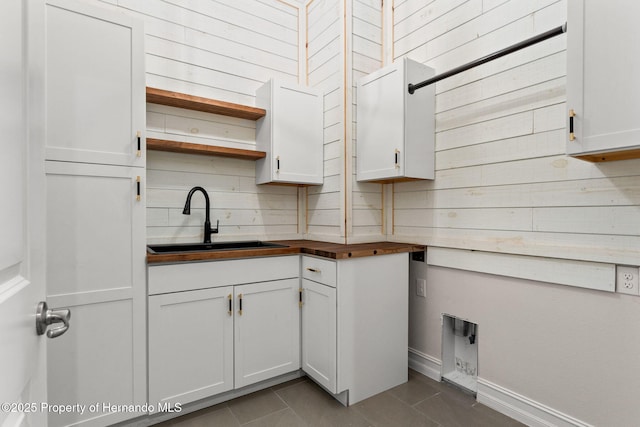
(182, 186, 219, 243)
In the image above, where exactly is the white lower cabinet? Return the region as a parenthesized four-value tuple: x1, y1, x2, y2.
(301, 279, 337, 393)
(148, 287, 234, 409)
(148, 257, 300, 410)
(301, 253, 408, 405)
(148, 252, 408, 411)
(235, 279, 301, 388)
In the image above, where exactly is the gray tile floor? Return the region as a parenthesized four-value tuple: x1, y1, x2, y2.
(154, 370, 525, 427)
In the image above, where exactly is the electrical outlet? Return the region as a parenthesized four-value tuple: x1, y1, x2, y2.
(416, 278, 426, 298)
(616, 266, 640, 296)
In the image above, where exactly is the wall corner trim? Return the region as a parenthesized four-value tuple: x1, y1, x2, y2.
(477, 378, 594, 427)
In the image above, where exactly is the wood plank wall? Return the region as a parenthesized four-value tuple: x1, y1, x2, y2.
(351, 0, 384, 241)
(390, 0, 640, 267)
(96, 0, 303, 244)
(306, 0, 345, 242)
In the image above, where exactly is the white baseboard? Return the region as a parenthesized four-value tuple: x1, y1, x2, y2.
(477, 378, 593, 427)
(407, 348, 441, 382)
(406, 353, 592, 427)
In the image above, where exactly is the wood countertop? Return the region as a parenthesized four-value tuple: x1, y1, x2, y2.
(146, 240, 425, 264)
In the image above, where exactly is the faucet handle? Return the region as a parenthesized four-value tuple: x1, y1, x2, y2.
(212, 219, 219, 234)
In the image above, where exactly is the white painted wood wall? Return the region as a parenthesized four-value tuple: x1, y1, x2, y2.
(95, 0, 303, 243)
(351, 0, 384, 241)
(390, 0, 640, 269)
(306, 0, 345, 242)
(90, 0, 640, 269)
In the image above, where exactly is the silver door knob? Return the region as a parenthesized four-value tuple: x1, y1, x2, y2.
(36, 301, 71, 339)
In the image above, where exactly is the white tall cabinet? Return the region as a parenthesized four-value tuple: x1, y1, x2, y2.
(566, 0, 640, 161)
(44, 1, 146, 426)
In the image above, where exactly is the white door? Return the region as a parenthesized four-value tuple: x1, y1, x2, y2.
(0, 1, 48, 426)
(272, 82, 324, 184)
(148, 287, 234, 410)
(301, 279, 337, 393)
(44, 161, 146, 427)
(566, 0, 640, 156)
(356, 66, 404, 181)
(45, 0, 146, 167)
(234, 279, 300, 388)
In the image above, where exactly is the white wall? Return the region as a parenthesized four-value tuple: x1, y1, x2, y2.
(77, 1, 640, 423)
(96, 0, 304, 243)
(410, 260, 640, 427)
(395, 1, 640, 425)
(351, 0, 384, 242)
(391, 0, 640, 268)
(306, 0, 346, 242)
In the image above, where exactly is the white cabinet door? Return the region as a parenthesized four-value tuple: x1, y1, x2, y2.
(45, 0, 145, 167)
(357, 58, 434, 182)
(45, 160, 146, 427)
(357, 64, 404, 180)
(301, 279, 337, 393)
(234, 278, 301, 388)
(148, 287, 234, 409)
(256, 79, 324, 185)
(567, 0, 640, 160)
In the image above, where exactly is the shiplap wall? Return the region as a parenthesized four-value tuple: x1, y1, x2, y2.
(391, 0, 640, 266)
(96, 0, 303, 243)
(351, 0, 384, 241)
(306, 0, 345, 242)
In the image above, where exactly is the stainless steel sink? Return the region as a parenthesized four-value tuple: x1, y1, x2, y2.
(147, 241, 289, 254)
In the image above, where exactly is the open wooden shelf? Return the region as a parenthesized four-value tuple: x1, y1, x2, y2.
(147, 138, 266, 160)
(573, 148, 640, 162)
(146, 87, 266, 120)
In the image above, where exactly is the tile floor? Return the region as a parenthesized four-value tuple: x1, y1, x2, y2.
(154, 370, 525, 427)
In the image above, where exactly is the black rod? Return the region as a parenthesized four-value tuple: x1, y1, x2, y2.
(408, 23, 566, 94)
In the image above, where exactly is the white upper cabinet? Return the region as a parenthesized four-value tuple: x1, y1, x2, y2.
(357, 58, 435, 182)
(255, 79, 324, 185)
(566, 0, 640, 162)
(45, 0, 145, 167)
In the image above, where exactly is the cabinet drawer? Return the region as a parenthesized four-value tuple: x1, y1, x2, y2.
(149, 256, 299, 295)
(302, 256, 336, 288)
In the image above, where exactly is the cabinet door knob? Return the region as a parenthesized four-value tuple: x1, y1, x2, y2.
(299, 288, 303, 308)
(305, 267, 321, 273)
(394, 149, 400, 168)
(136, 176, 141, 201)
(228, 294, 232, 316)
(238, 293, 243, 315)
